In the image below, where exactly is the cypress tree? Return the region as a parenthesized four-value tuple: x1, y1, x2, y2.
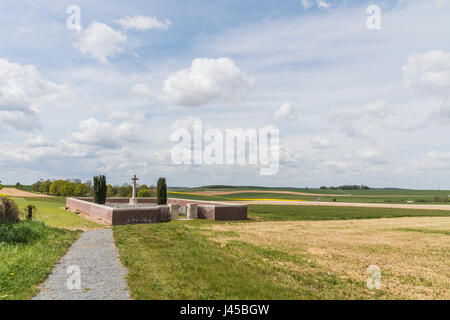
(157, 177, 167, 205)
(93, 175, 107, 204)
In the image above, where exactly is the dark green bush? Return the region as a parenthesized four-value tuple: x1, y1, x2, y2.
(0, 220, 47, 244)
(157, 177, 167, 205)
(0, 197, 20, 223)
(138, 189, 151, 198)
(93, 175, 107, 204)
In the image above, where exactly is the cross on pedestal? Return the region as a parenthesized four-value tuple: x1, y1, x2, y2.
(129, 174, 139, 205)
(131, 174, 139, 199)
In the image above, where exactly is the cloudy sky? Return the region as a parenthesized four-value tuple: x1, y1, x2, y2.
(1, 0, 450, 188)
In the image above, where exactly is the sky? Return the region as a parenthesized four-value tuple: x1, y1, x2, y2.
(1, 0, 450, 188)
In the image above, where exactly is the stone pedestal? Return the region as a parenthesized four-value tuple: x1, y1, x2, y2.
(187, 203, 198, 219)
(129, 197, 138, 205)
(169, 204, 180, 220)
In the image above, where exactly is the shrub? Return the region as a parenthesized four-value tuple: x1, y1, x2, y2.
(0, 220, 46, 244)
(157, 177, 167, 205)
(49, 180, 66, 196)
(138, 189, 151, 198)
(117, 185, 132, 197)
(23, 204, 38, 220)
(61, 181, 75, 196)
(93, 175, 107, 204)
(73, 183, 88, 197)
(0, 197, 20, 223)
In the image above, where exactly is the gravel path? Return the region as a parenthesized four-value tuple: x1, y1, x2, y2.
(33, 229, 131, 300)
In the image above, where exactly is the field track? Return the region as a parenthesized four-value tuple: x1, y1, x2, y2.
(185, 190, 437, 198)
(187, 190, 346, 196)
(0, 188, 53, 198)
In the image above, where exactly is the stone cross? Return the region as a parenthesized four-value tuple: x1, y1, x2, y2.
(131, 174, 139, 199)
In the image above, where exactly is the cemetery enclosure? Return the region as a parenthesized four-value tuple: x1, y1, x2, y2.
(66, 197, 248, 225)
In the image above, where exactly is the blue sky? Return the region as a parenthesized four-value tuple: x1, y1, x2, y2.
(1, 0, 450, 188)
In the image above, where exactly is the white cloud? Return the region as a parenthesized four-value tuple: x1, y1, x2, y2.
(435, 96, 450, 120)
(316, 0, 330, 9)
(324, 160, 354, 172)
(356, 147, 386, 164)
(301, 0, 330, 10)
(75, 22, 127, 63)
(310, 136, 334, 149)
(436, 0, 450, 8)
(25, 136, 52, 148)
(108, 110, 146, 123)
(131, 83, 156, 97)
(115, 15, 172, 31)
(275, 102, 298, 121)
(163, 58, 254, 107)
(0, 59, 66, 131)
(301, 0, 313, 9)
(71, 118, 143, 149)
(403, 50, 450, 95)
(333, 100, 390, 121)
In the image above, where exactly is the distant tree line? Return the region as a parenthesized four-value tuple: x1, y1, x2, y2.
(31, 179, 156, 198)
(320, 185, 370, 190)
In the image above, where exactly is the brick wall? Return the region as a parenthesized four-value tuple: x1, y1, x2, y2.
(67, 197, 248, 224)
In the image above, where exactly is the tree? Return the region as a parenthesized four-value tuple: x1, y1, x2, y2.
(49, 180, 66, 196)
(61, 181, 75, 196)
(157, 177, 167, 205)
(39, 180, 52, 194)
(106, 184, 116, 197)
(74, 183, 88, 197)
(32, 180, 43, 192)
(0, 180, 3, 191)
(93, 175, 107, 204)
(138, 189, 151, 198)
(117, 184, 132, 197)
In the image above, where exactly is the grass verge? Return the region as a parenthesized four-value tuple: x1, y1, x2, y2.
(0, 220, 80, 300)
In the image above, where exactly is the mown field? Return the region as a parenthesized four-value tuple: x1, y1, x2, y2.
(115, 205, 450, 300)
(0, 196, 102, 300)
(248, 205, 450, 221)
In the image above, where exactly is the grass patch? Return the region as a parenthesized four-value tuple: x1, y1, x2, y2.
(114, 221, 387, 300)
(0, 220, 80, 300)
(393, 228, 450, 236)
(12, 197, 102, 229)
(248, 205, 450, 221)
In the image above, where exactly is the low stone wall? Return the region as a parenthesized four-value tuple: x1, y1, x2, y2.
(66, 198, 170, 226)
(66, 197, 247, 224)
(167, 198, 248, 221)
